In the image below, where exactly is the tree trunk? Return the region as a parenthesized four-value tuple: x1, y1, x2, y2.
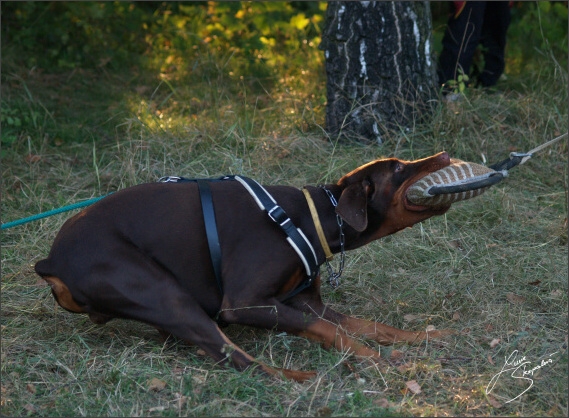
(321, 1, 437, 144)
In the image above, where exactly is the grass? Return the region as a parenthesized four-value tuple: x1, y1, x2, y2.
(2, 36, 568, 417)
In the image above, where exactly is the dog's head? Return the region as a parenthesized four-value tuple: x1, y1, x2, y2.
(336, 152, 451, 243)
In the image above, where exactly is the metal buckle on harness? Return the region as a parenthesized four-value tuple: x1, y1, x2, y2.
(158, 176, 182, 183)
(268, 205, 290, 227)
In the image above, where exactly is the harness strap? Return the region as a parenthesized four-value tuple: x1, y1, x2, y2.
(158, 175, 319, 301)
(233, 176, 319, 280)
(197, 180, 223, 293)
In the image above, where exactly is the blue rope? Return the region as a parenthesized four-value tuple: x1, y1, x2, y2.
(1, 193, 113, 230)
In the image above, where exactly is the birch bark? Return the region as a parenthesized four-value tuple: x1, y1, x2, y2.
(321, 1, 437, 144)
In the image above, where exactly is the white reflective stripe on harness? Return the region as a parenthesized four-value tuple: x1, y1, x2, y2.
(234, 175, 276, 210)
(234, 175, 318, 279)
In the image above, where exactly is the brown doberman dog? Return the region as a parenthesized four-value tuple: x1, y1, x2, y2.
(35, 151, 454, 382)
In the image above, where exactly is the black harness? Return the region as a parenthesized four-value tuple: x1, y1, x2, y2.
(158, 175, 319, 302)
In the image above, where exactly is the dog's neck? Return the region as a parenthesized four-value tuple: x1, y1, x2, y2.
(304, 185, 357, 253)
(306, 184, 386, 253)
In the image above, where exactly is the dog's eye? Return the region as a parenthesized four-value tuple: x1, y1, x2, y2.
(364, 177, 375, 197)
(394, 163, 404, 172)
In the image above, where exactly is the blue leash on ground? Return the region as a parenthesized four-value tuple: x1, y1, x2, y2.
(1, 194, 112, 230)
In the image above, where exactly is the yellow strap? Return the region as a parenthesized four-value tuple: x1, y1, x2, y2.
(302, 188, 334, 261)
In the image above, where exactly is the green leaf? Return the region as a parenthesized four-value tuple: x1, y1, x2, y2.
(290, 13, 310, 30)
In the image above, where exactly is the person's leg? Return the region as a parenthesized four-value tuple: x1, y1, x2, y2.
(438, 2, 487, 86)
(478, 1, 511, 87)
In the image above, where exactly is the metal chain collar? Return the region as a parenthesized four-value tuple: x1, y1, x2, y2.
(321, 187, 345, 288)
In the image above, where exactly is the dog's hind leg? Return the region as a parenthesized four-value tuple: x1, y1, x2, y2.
(43, 276, 87, 313)
(71, 258, 315, 382)
(134, 294, 316, 382)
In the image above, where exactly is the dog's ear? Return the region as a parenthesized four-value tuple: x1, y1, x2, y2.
(336, 182, 369, 232)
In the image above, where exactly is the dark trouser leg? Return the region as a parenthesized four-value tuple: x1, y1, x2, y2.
(437, 2, 487, 85)
(478, 2, 511, 87)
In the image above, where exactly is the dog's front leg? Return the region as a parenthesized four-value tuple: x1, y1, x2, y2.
(218, 299, 383, 360)
(327, 311, 455, 345)
(289, 291, 455, 346)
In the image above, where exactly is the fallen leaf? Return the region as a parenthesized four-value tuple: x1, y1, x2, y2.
(11, 180, 22, 192)
(484, 323, 494, 332)
(98, 57, 112, 67)
(403, 314, 419, 322)
(135, 85, 150, 95)
(397, 362, 413, 373)
(425, 325, 436, 332)
(148, 406, 166, 412)
(452, 312, 461, 321)
(26, 383, 36, 394)
(147, 378, 166, 392)
(24, 404, 36, 413)
(489, 338, 501, 348)
(405, 380, 422, 394)
(196, 349, 206, 356)
(547, 405, 561, 416)
(373, 398, 390, 408)
(487, 354, 495, 365)
(447, 239, 462, 250)
(506, 292, 525, 304)
(550, 289, 563, 298)
(316, 406, 332, 416)
(192, 374, 206, 385)
(342, 360, 357, 374)
(528, 279, 541, 286)
(390, 350, 404, 360)
(487, 395, 503, 408)
(174, 393, 188, 409)
(25, 154, 41, 164)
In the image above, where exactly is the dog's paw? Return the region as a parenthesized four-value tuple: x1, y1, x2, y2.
(278, 368, 317, 383)
(425, 328, 456, 339)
